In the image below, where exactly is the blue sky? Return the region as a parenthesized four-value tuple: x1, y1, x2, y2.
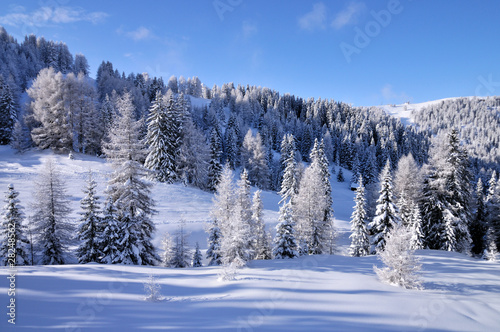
(1, 0, 500, 106)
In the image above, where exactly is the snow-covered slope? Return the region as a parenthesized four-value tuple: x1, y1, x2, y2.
(2, 251, 499, 331)
(1, 146, 499, 331)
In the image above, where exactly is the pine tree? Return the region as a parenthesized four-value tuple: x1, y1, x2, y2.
(295, 160, 330, 254)
(103, 92, 158, 265)
(32, 158, 73, 265)
(349, 176, 370, 257)
(369, 160, 399, 254)
(192, 242, 203, 267)
(483, 227, 498, 261)
(144, 91, 170, 182)
(163, 91, 184, 182)
(76, 171, 102, 263)
(279, 134, 298, 205)
(170, 223, 191, 268)
(409, 204, 424, 250)
(336, 168, 345, 182)
(0, 184, 30, 266)
(0, 81, 16, 144)
(206, 219, 222, 266)
(99, 196, 120, 264)
(374, 225, 422, 290)
(272, 202, 298, 259)
(252, 190, 272, 260)
(207, 129, 223, 192)
(470, 179, 487, 256)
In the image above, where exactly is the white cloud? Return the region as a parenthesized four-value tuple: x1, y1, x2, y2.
(331, 2, 366, 29)
(126, 26, 152, 41)
(0, 6, 108, 27)
(381, 84, 411, 104)
(298, 3, 327, 31)
(242, 21, 258, 38)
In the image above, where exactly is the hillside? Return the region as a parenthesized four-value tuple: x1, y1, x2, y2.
(1, 146, 500, 331)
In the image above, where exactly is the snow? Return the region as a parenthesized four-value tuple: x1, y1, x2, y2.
(1, 146, 499, 330)
(375, 97, 468, 125)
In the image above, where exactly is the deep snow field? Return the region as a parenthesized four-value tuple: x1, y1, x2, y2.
(0, 146, 499, 331)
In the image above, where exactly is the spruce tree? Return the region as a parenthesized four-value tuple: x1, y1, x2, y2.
(409, 205, 424, 250)
(279, 134, 298, 205)
(272, 202, 298, 259)
(0, 184, 30, 266)
(207, 129, 223, 192)
(349, 176, 370, 257)
(0, 81, 16, 144)
(99, 196, 120, 264)
(145, 91, 170, 182)
(170, 223, 191, 268)
(336, 168, 345, 182)
(76, 171, 102, 263)
(369, 160, 399, 253)
(206, 219, 223, 266)
(103, 92, 158, 265)
(192, 242, 203, 267)
(32, 158, 73, 265)
(252, 190, 272, 260)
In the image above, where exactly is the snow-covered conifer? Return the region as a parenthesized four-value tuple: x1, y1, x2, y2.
(76, 171, 102, 263)
(206, 219, 223, 266)
(272, 202, 298, 259)
(252, 190, 271, 260)
(409, 205, 424, 250)
(32, 158, 74, 265)
(145, 91, 170, 182)
(279, 134, 298, 204)
(103, 92, 158, 265)
(374, 225, 422, 290)
(207, 129, 223, 192)
(99, 196, 119, 264)
(369, 160, 399, 253)
(349, 176, 370, 257)
(192, 242, 203, 267)
(470, 179, 488, 255)
(169, 223, 191, 268)
(0, 184, 30, 266)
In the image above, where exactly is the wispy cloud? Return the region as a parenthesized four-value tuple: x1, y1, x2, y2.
(381, 84, 410, 104)
(331, 2, 366, 30)
(0, 6, 108, 27)
(298, 3, 327, 31)
(127, 26, 153, 41)
(242, 21, 258, 38)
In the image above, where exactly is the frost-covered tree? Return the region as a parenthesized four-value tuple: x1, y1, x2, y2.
(420, 130, 472, 253)
(0, 80, 16, 144)
(207, 129, 223, 192)
(144, 91, 170, 182)
(192, 242, 203, 267)
(409, 205, 424, 250)
(279, 133, 298, 204)
(241, 130, 269, 189)
(252, 190, 271, 260)
(0, 184, 30, 266)
(374, 225, 422, 290)
(32, 158, 73, 265)
(169, 223, 191, 268)
(76, 171, 102, 263)
(295, 160, 331, 255)
(28, 68, 72, 152)
(177, 118, 210, 188)
(144, 274, 162, 302)
(483, 227, 498, 262)
(272, 202, 298, 259)
(99, 196, 120, 264)
(219, 169, 254, 267)
(74, 54, 90, 76)
(160, 231, 175, 267)
(349, 176, 370, 257)
(103, 92, 158, 265)
(206, 219, 222, 266)
(369, 160, 399, 253)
